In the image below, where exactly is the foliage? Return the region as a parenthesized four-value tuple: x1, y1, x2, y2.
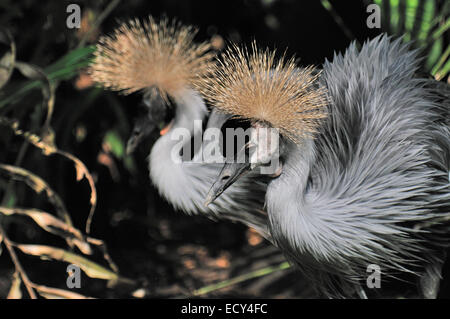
(0, 0, 447, 299)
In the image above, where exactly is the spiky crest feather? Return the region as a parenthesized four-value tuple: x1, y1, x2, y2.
(89, 16, 215, 99)
(198, 42, 329, 143)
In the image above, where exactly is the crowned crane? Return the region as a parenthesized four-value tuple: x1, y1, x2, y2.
(202, 35, 450, 298)
(89, 17, 270, 238)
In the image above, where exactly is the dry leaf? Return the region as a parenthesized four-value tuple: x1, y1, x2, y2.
(0, 29, 16, 89)
(15, 244, 119, 284)
(0, 206, 92, 255)
(33, 284, 94, 299)
(0, 164, 73, 226)
(56, 150, 97, 233)
(14, 61, 55, 135)
(131, 288, 146, 298)
(7, 272, 22, 299)
(0, 121, 98, 235)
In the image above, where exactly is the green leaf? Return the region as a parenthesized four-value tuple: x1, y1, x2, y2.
(104, 130, 125, 159)
(0, 46, 94, 109)
(431, 45, 450, 80)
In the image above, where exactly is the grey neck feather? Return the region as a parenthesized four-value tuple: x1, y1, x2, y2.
(264, 35, 450, 298)
(266, 138, 317, 247)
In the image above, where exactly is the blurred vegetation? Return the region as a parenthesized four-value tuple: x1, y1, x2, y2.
(0, 20, 129, 299)
(0, 0, 448, 299)
(0, 1, 142, 299)
(372, 0, 449, 80)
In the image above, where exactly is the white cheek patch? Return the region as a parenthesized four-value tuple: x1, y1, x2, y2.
(249, 126, 280, 170)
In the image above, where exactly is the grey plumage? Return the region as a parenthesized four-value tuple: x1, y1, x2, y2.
(273, 35, 450, 297)
(90, 17, 271, 239)
(207, 35, 450, 298)
(148, 88, 271, 238)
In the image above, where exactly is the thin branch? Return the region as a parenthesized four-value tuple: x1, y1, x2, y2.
(78, 0, 121, 48)
(320, 0, 358, 46)
(0, 225, 37, 299)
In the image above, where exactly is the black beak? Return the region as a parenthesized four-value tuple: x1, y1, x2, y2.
(126, 116, 157, 155)
(127, 90, 167, 155)
(204, 161, 252, 206)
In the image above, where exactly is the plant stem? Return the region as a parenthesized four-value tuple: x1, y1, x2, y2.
(78, 0, 121, 48)
(192, 262, 291, 296)
(0, 225, 37, 299)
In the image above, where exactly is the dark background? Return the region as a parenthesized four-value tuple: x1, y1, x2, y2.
(1, 0, 445, 299)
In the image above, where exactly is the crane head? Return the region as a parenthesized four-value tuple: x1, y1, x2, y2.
(197, 41, 328, 144)
(205, 122, 283, 206)
(89, 16, 215, 154)
(200, 42, 328, 204)
(89, 16, 215, 100)
(126, 89, 164, 154)
(126, 88, 178, 154)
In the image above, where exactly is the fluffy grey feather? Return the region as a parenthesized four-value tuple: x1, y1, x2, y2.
(266, 35, 450, 298)
(149, 89, 271, 239)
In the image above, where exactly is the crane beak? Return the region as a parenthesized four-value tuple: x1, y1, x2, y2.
(204, 161, 251, 206)
(127, 89, 169, 155)
(126, 119, 157, 155)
